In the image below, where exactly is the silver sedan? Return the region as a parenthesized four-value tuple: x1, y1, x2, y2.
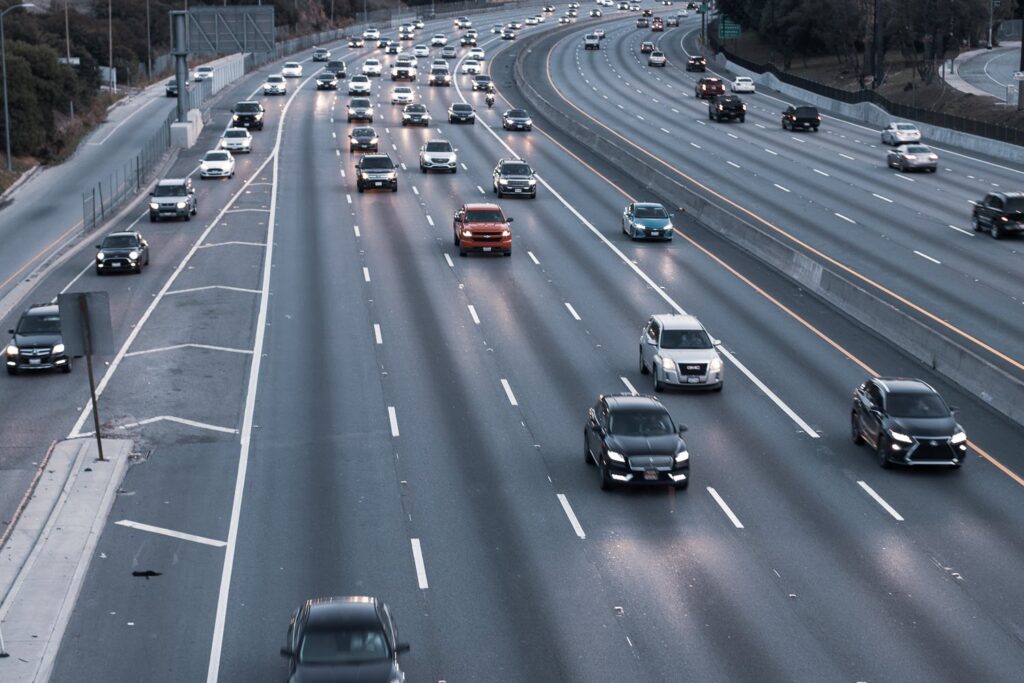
(886, 144, 938, 172)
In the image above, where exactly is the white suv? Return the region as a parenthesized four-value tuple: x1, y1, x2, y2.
(639, 314, 724, 391)
(419, 139, 457, 173)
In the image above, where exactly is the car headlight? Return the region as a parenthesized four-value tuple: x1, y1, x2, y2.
(606, 450, 626, 463)
(231, 114, 239, 121)
(462, 229, 473, 237)
(348, 108, 356, 114)
(6, 344, 18, 356)
(128, 250, 139, 260)
(370, 137, 379, 144)
(52, 343, 65, 355)
(888, 429, 913, 444)
(528, 179, 536, 186)
(499, 179, 509, 184)
(675, 450, 689, 463)
(255, 113, 263, 120)
(96, 251, 105, 261)
(709, 356, 723, 372)
(176, 201, 187, 209)
(386, 172, 397, 179)
(950, 430, 967, 445)
(149, 202, 159, 210)
(661, 357, 676, 371)
(741, 104, 747, 110)
(501, 229, 510, 237)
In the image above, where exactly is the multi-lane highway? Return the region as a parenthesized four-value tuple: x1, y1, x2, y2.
(0, 3, 1021, 682)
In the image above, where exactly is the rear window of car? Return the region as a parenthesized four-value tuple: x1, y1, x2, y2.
(895, 123, 917, 131)
(465, 209, 505, 222)
(1003, 197, 1024, 212)
(795, 106, 818, 116)
(660, 329, 711, 349)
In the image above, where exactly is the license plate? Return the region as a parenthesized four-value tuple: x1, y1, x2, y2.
(482, 247, 492, 252)
(514, 188, 522, 193)
(644, 471, 658, 480)
(111, 263, 121, 268)
(651, 231, 661, 236)
(687, 376, 701, 383)
(375, 182, 382, 186)
(29, 358, 41, 365)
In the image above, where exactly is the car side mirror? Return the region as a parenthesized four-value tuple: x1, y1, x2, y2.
(280, 647, 292, 658)
(149, 191, 155, 196)
(95, 244, 102, 249)
(396, 642, 411, 653)
(678, 425, 688, 435)
(948, 405, 960, 415)
(189, 188, 195, 194)
(711, 338, 721, 346)
(506, 217, 514, 223)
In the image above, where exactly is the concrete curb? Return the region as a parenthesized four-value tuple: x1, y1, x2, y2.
(511, 31, 1024, 429)
(0, 439, 132, 683)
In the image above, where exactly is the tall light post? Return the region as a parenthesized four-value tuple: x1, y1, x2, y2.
(1, 3, 36, 173)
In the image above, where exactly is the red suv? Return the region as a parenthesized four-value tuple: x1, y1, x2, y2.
(453, 203, 513, 257)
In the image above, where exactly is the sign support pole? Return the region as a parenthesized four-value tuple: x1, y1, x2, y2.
(78, 294, 105, 462)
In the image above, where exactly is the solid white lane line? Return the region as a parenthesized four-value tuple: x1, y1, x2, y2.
(527, 250, 540, 265)
(564, 302, 581, 320)
(707, 487, 744, 529)
(839, 153, 855, 160)
(468, 304, 480, 324)
(374, 324, 383, 345)
(948, 224, 974, 236)
(58, 263, 93, 296)
(620, 377, 638, 395)
(813, 168, 830, 177)
(557, 494, 586, 540)
(388, 406, 400, 437)
(726, 161, 740, 168)
(857, 481, 904, 521)
(363, 267, 371, 282)
(773, 183, 791, 193)
(872, 193, 893, 203)
(717, 348, 819, 437)
(354, 224, 361, 237)
(835, 212, 856, 224)
(444, 253, 454, 268)
(426, 215, 434, 226)
(115, 520, 226, 548)
(410, 538, 429, 589)
(914, 250, 941, 264)
(500, 378, 518, 406)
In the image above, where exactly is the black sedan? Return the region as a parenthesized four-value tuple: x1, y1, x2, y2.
(471, 75, 494, 92)
(349, 127, 379, 153)
(502, 109, 533, 131)
(95, 230, 149, 274)
(852, 377, 967, 468)
(584, 394, 690, 490)
(282, 596, 409, 683)
(315, 72, 338, 90)
(448, 103, 476, 124)
(401, 103, 431, 126)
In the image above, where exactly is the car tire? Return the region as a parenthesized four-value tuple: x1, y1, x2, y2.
(391, 184, 398, 193)
(149, 215, 157, 223)
(185, 213, 191, 221)
(851, 412, 864, 444)
(675, 479, 689, 491)
(739, 116, 745, 123)
(61, 361, 72, 374)
(420, 165, 427, 173)
(990, 223, 1003, 239)
(459, 248, 467, 257)
(813, 126, 819, 132)
(639, 348, 648, 374)
(357, 183, 364, 193)
(899, 160, 906, 172)
(877, 439, 892, 468)
(972, 215, 982, 232)
(653, 368, 664, 392)
(782, 120, 788, 130)
(599, 461, 613, 491)
(6, 366, 16, 375)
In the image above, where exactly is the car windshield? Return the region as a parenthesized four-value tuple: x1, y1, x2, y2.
(886, 392, 949, 418)
(361, 157, 393, 169)
(197, 67, 212, 73)
(608, 409, 674, 436)
(166, 80, 177, 86)
(353, 128, 374, 137)
(17, 313, 60, 335)
(895, 124, 917, 131)
(635, 205, 669, 219)
(298, 627, 390, 665)
(508, 110, 527, 118)
(235, 102, 260, 112)
(660, 329, 712, 349)
(425, 142, 451, 152)
(795, 106, 818, 116)
(351, 99, 370, 107)
(1003, 197, 1024, 212)
(224, 130, 246, 138)
(205, 152, 230, 162)
(268, 76, 283, 82)
(453, 104, 471, 112)
(353, 76, 368, 82)
(465, 209, 504, 222)
(101, 235, 137, 249)
(318, 73, 334, 79)
(475, 76, 491, 82)
(502, 163, 531, 175)
(285, 63, 299, 68)
(153, 184, 185, 196)
(406, 105, 426, 112)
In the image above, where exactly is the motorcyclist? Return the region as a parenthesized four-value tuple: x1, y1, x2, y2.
(485, 92, 495, 108)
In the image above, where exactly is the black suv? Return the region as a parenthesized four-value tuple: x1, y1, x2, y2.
(781, 105, 820, 131)
(492, 158, 537, 198)
(448, 103, 476, 124)
(584, 394, 690, 490)
(348, 127, 379, 153)
(231, 101, 265, 130)
(686, 55, 706, 72)
(852, 377, 967, 469)
(708, 94, 745, 122)
(5, 304, 70, 375)
(96, 230, 149, 274)
(326, 60, 347, 79)
(971, 191, 1024, 239)
(501, 109, 533, 131)
(355, 154, 398, 192)
(315, 72, 338, 90)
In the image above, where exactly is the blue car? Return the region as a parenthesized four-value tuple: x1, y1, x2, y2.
(622, 202, 674, 241)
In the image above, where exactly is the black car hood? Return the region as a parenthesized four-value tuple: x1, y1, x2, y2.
(100, 246, 138, 256)
(292, 660, 394, 683)
(607, 434, 682, 457)
(13, 332, 61, 348)
(890, 416, 957, 439)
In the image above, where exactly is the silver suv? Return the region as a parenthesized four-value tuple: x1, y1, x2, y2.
(639, 314, 723, 391)
(149, 178, 196, 222)
(492, 158, 537, 198)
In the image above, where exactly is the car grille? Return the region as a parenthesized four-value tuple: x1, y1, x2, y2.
(627, 455, 674, 471)
(909, 438, 954, 462)
(19, 347, 51, 359)
(430, 157, 450, 164)
(470, 232, 504, 241)
(679, 363, 707, 376)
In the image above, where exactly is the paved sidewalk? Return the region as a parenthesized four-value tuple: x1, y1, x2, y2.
(0, 438, 131, 683)
(946, 43, 1021, 100)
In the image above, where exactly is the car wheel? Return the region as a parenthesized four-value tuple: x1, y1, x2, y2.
(61, 361, 72, 374)
(813, 126, 819, 132)
(708, 110, 713, 120)
(739, 116, 745, 123)
(899, 160, 907, 172)
(990, 223, 1003, 239)
(639, 348, 648, 374)
(675, 479, 689, 491)
(459, 248, 467, 257)
(185, 213, 191, 221)
(149, 215, 157, 223)
(6, 366, 16, 375)
(357, 184, 364, 193)
(972, 215, 982, 232)
(420, 165, 427, 173)
(653, 367, 664, 392)
(599, 461, 613, 491)
(391, 184, 398, 193)
(851, 412, 864, 444)
(877, 438, 892, 468)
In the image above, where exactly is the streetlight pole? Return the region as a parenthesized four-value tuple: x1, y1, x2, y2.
(1, 3, 36, 173)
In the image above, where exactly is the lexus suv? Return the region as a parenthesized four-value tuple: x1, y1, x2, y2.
(95, 230, 149, 274)
(5, 304, 70, 375)
(355, 154, 398, 192)
(453, 203, 513, 256)
(639, 314, 723, 391)
(584, 394, 690, 490)
(149, 177, 196, 222)
(419, 139, 457, 173)
(231, 101, 265, 130)
(492, 158, 537, 198)
(851, 377, 967, 468)
(971, 191, 1024, 239)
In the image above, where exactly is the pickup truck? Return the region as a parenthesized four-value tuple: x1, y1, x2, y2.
(453, 203, 513, 257)
(781, 105, 821, 131)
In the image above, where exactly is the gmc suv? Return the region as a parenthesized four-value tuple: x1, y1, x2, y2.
(149, 178, 196, 222)
(782, 105, 821, 131)
(972, 191, 1024, 239)
(453, 203, 513, 257)
(5, 304, 70, 375)
(708, 94, 745, 122)
(492, 159, 537, 198)
(231, 101, 265, 130)
(355, 154, 398, 192)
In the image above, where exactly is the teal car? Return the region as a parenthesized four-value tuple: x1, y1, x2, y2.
(622, 202, 674, 241)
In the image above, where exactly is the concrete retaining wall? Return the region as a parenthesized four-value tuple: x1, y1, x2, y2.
(207, 53, 246, 95)
(513, 34, 1024, 427)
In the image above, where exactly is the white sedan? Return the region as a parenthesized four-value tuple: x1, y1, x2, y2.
(200, 150, 235, 179)
(391, 85, 414, 104)
(467, 47, 485, 61)
(263, 74, 287, 95)
(413, 44, 430, 57)
(362, 59, 383, 76)
(526, 16, 539, 25)
(731, 76, 756, 93)
(881, 122, 922, 145)
(461, 59, 482, 74)
(348, 75, 372, 95)
(430, 34, 447, 46)
(363, 28, 380, 40)
(219, 127, 252, 153)
(281, 61, 302, 77)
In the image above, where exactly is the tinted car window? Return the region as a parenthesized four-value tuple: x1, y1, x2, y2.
(508, 110, 527, 117)
(361, 157, 394, 169)
(502, 163, 531, 175)
(18, 314, 61, 334)
(425, 142, 451, 152)
(608, 410, 674, 436)
(885, 392, 949, 418)
(351, 99, 370, 107)
(465, 209, 505, 222)
(452, 104, 471, 112)
(224, 130, 246, 138)
(299, 627, 389, 664)
(795, 106, 818, 116)
(235, 102, 260, 113)
(895, 123, 917, 130)
(352, 128, 374, 137)
(660, 329, 711, 349)
(635, 205, 668, 219)
(205, 152, 230, 161)
(1003, 197, 1024, 212)
(102, 235, 137, 249)
(406, 105, 426, 112)
(268, 76, 284, 83)
(153, 184, 185, 196)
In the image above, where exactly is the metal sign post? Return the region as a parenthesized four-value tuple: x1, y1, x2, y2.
(58, 292, 115, 460)
(78, 294, 104, 461)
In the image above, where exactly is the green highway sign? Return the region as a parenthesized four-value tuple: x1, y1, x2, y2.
(719, 18, 740, 39)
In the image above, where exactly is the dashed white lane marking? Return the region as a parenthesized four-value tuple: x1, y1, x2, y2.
(872, 193, 893, 203)
(412, 185, 420, 195)
(444, 253, 454, 268)
(690, 142, 701, 149)
(839, 153, 855, 160)
(557, 494, 586, 540)
(948, 224, 974, 237)
(410, 538, 429, 589)
(461, 162, 468, 170)
(340, 169, 346, 177)
(835, 212, 856, 224)
(620, 377, 638, 395)
(332, 132, 337, 138)
(114, 520, 226, 548)
(363, 267, 371, 282)
(527, 250, 540, 265)
(374, 324, 383, 345)
(426, 215, 435, 226)
(388, 406, 400, 437)
(754, 123, 765, 129)
(353, 224, 360, 237)
(500, 378, 518, 406)
(707, 487, 744, 529)
(727, 133, 738, 139)
(726, 161, 740, 168)
(857, 481, 904, 521)
(671, 107, 679, 113)
(477, 185, 485, 194)
(346, 194, 352, 204)
(914, 250, 941, 264)
(764, 148, 778, 156)
(468, 304, 480, 324)
(660, 127, 670, 134)
(814, 168, 829, 177)
(894, 174, 915, 182)
(335, 149, 340, 157)
(564, 302, 581, 320)
(392, 143, 398, 150)
(773, 183, 790, 193)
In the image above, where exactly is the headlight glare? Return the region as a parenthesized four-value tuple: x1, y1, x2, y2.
(709, 356, 723, 372)
(661, 357, 676, 371)
(950, 431, 967, 445)
(52, 343, 65, 355)
(675, 450, 689, 463)
(96, 251, 105, 261)
(149, 202, 159, 210)
(129, 250, 139, 260)
(176, 201, 187, 209)
(606, 450, 625, 463)
(5, 344, 18, 356)
(888, 430, 913, 444)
